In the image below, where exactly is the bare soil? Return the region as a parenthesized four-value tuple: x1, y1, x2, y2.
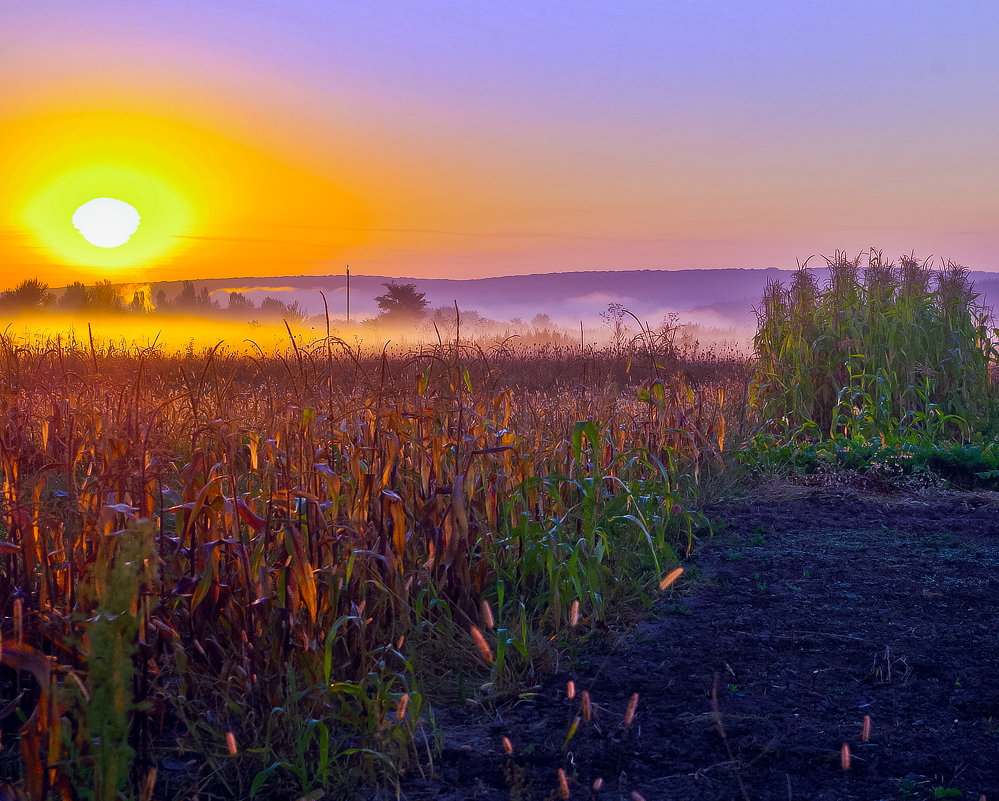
(401, 480, 999, 801)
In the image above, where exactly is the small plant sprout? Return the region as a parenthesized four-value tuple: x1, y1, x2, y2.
(840, 743, 851, 770)
(624, 692, 639, 727)
(569, 599, 580, 627)
(481, 599, 496, 629)
(562, 716, 582, 750)
(861, 714, 871, 742)
(566, 679, 576, 699)
(659, 566, 684, 591)
(557, 768, 571, 799)
(470, 626, 494, 663)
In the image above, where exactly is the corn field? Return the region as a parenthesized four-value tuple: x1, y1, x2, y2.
(0, 332, 743, 800)
(752, 250, 997, 443)
(3, 251, 996, 800)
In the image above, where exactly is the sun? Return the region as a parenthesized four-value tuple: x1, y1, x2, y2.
(72, 197, 141, 248)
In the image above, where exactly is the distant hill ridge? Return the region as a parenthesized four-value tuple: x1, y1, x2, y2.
(147, 268, 799, 328)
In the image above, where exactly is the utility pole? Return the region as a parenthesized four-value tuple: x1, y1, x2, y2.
(345, 264, 350, 323)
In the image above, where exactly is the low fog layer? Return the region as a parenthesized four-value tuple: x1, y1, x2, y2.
(19, 262, 992, 355)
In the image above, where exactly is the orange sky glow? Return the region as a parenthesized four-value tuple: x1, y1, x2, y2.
(2, 2, 998, 291)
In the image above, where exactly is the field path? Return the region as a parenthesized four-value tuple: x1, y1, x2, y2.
(403, 481, 999, 801)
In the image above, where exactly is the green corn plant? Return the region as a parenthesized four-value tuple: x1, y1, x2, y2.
(66, 519, 155, 801)
(751, 249, 996, 451)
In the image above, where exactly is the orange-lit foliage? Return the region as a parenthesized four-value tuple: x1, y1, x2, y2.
(0, 332, 741, 798)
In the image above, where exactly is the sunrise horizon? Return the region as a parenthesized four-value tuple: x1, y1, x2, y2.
(5, 2, 999, 290)
(4, 6, 999, 798)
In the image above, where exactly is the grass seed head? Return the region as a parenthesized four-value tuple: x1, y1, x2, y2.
(861, 714, 871, 742)
(481, 599, 495, 629)
(569, 599, 580, 627)
(580, 690, 592, 721)
(840, 743, 851, 770)
(470, 625, 494, 663)
(624, 692, 639, 726)
(566, 679, 576, 699)
(396, 693, 409, 720)
(225, 731, 238, 756)
(557, 768, 570, 799)
(659, 566, 684, 591)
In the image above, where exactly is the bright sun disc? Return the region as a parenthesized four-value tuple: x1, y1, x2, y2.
(72, 197, 141, 248)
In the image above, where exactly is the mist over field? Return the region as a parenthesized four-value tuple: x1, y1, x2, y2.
(19, 262, 997, 354)
(149, 268, 781, 327)
(0, 267, 770, 353)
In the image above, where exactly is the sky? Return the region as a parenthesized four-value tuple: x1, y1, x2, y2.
(2, 1, 998, 289)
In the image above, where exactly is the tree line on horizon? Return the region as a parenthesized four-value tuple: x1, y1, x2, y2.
(0, 276, 684, 348)
(0, 277, 308, 322)
(0, 277, 432, 322)
(0, 277, 559, 330)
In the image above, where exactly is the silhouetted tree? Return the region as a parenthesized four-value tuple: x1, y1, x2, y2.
(197, 287, 218, 310)
(0, 278, 56, 311)
(60, 282, 88, 311)
(259, 296, 306, 322)
(175, 281, 197, 310)
(86, 280, 124, 313)
(375, 282, 428, 324)
(429, 305, 493, 335)
(227, 292, 255, 315)
(531, 313, 552, 330)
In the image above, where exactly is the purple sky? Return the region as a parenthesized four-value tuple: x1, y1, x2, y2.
(3, 1, 998, 282)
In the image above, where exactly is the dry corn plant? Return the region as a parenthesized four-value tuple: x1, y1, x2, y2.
(0, 327, 725, 800)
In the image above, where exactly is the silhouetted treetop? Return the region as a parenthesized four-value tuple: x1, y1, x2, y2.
(375, 281, 429, 323)
(0, 278, 56, 311)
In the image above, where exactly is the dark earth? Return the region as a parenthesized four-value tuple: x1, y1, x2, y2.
(399, 478, 999, 801)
